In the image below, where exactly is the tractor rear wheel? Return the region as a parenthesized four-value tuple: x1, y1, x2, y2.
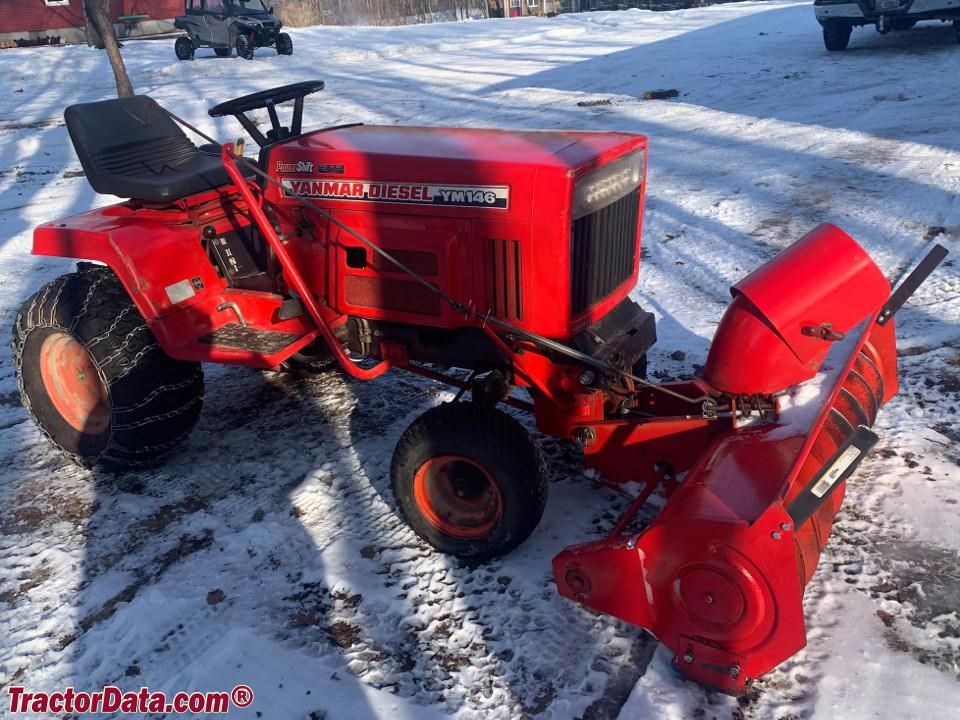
(391, 402, 548, 561)
(175, 36, 194, 61)
(12, 266, 204, 470)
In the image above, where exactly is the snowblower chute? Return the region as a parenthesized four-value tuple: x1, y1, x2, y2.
(14, 83, 946, 694)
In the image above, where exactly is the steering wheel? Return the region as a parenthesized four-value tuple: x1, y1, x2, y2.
(208, 80, 325, 146)
(208, 80, 325, 117)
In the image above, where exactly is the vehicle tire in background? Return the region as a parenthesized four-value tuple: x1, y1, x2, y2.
(12, 266, 204, 470)
(391, 402, 548, 561)
(214, 47, 232, 57)
(236, 33, 254, 60)
(823, 19, 852, 51)
(175, 36, 195, 61)
(277, 32, 293, 56)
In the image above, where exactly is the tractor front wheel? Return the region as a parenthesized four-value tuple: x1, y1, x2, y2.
(277, 32, 293, 55)
(12, 267, 204, 470)
(391, 402, 548, 561)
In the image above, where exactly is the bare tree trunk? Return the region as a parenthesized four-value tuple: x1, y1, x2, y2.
(83, 0, 134, 98)
(82, 0, 105, 47)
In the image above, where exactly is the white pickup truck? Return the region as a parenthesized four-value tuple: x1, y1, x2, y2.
(814, 0, 960, 50)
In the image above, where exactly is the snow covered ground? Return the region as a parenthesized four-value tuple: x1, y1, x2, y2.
(1, 2, 959, 718)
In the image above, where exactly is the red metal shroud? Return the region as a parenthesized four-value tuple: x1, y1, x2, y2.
(554, 224, 898, 693)
(704, 223, 890, 395)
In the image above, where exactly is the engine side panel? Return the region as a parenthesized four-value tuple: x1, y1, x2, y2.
(265, 125, 648, 340)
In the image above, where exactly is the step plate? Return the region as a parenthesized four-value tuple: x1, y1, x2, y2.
(199, 325, 303, 355)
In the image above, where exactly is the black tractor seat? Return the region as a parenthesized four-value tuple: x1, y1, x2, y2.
(65, 95, 250, 204)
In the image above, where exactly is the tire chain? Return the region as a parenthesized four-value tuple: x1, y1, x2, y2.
(12, 266, 204, 469)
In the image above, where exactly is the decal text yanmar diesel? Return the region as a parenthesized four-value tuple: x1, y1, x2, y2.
(281, 179, 509, 209)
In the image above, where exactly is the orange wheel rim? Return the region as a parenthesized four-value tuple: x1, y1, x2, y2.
(39, 333, 109, 434)
(413, 455, 503, 539)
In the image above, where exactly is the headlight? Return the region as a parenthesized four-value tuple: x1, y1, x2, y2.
(572, 150, 645, 220)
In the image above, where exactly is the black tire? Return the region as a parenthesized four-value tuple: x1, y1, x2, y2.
(391, 402, 548, 561)
(277, 32, 293, 56)
(214, 47, 232, 57)
(12, 266, 204, 470)
(954, 19, 960, 44)
(175, 36, 195, 61)
(823, 20, 852, 51)
(236, 33, 254, 60)
(280, 338, 335, 373)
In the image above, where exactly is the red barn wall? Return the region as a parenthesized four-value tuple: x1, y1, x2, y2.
(2, 0, 182, 36)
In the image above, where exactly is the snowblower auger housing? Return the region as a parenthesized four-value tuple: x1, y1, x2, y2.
(13, 81, 945, 694)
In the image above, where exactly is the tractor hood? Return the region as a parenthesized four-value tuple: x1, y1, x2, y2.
(265, 125, 647, 222)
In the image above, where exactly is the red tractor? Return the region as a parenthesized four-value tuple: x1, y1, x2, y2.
(12, 81, 945, 693)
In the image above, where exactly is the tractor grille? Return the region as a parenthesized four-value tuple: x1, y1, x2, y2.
(570, 187, 640, 317)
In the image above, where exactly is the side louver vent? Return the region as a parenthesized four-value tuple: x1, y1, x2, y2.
(484, 238, 523, 322)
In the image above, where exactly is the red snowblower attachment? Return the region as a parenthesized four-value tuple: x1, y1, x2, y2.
(14, 82, 948, 695)
(553, 227, 947, 692)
